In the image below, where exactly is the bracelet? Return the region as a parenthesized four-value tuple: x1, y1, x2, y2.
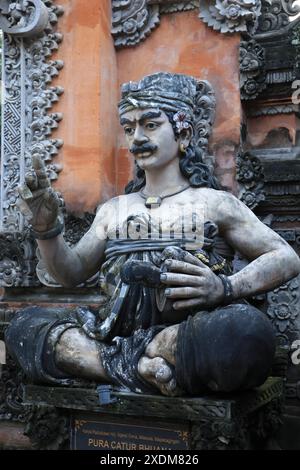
(30, 216, 64, 240)
(218, 274, 234, 305)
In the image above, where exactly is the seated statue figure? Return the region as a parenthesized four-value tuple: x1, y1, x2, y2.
(6, 72, 300, 396)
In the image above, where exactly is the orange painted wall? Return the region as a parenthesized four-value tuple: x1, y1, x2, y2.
(52, 0, 118, 214)
(116, 10, 241, 193)
(53, 6, 241, 209)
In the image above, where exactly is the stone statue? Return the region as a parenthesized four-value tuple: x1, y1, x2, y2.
(6, 72, 300, 396)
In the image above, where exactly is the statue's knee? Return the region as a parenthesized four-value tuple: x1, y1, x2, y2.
(176, 304, 276, 394)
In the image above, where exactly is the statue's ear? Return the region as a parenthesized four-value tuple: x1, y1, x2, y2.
(179, 125, 193, 148)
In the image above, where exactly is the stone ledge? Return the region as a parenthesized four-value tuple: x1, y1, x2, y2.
(23, 377, 283, 422)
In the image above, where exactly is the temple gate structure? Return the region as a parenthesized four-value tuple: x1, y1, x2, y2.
(0, 0, 300, 450)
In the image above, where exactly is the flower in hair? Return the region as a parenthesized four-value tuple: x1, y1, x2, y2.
(173, 111, 190, 132)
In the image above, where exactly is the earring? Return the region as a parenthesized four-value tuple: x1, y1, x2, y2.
(180, 143, 186, 155)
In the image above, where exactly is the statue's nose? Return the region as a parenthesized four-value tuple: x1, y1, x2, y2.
(133, 127, 148, 145)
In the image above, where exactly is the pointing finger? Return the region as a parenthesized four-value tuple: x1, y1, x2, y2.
(32, 154, 50, 188)
(25, 171, 38, 191)
(18, 183, 33, 202)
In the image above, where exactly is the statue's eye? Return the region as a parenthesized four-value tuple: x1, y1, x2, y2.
(146, 122, 158, 130)
(124, 127, 134, 136)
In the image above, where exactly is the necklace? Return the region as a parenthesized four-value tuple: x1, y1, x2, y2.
(139, 183, 190, 208)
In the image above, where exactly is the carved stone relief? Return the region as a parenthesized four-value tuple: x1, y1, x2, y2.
(236, 150, 265, 210)
(0, 0, 49, 37)
(0, 354, 29, 422)
(111, 0, 266, 48)
(159, 1, 199, 14)
(240, 39, 267, 100)
(0, 1, 64, 287)
(111, 0, 160, 48)
(267, 275, 300, 347)
(0, 0, 64, 234)
(199, 0, 261, 34)
(0, 231, 39, 287)
(256, 0, 300, 35)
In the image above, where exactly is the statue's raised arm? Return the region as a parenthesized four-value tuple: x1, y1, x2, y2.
(18, 155, 108, 287)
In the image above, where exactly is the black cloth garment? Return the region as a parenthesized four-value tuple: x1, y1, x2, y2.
(5, 306, 163, 393)
(175, 303, 276, 394)
(5, 306, 78, 385)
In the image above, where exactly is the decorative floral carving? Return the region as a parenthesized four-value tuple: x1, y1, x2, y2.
(24, 406, 69, 449)
(236, 151, 265, 210)
(0, 1, 64, 233)
(111, 0, 300, 47)
(267, 276, 300, 339)
(159, 1, 199, 14)
(0, 232, 39, 287)
(194, 80, 216, 153)
(64, 213, 95, 247)
(199, 0, 261, 34)
(0, 0, 49, 37)
(256, 0, 300, 34)
(240, 39, 267, 100)
(112, 0, 160, 47)
(0, 355, 29, 422)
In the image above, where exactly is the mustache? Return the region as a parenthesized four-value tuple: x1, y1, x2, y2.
(130, 143, 158, 155)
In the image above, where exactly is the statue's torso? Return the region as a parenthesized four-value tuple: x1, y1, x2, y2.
(104, 187, 222, 243)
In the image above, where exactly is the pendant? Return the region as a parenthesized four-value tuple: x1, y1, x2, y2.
(145, 196, 162, 208)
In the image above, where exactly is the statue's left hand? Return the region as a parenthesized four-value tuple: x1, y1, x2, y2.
(160, 252, 225, 310)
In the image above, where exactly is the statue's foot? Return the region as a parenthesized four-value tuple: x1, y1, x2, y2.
(138, 355, 182, 396)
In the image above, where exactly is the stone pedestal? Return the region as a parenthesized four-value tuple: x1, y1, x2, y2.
(22, 377, 284, 451)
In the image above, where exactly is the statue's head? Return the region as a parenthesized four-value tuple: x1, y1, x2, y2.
(118, 72, 220, 193)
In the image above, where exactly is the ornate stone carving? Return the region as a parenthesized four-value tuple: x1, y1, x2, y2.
(111, 0, 264, 47)
(0, 231, 39, 287)
(247, 104, 295, 117)
(0, 355, 29, 422)
(64, 213, 95, 247)
(256, 0, 300, 34)
(240, 39, 267, 100)
(0, 0, 64, 233)
(194, 80, 216, 154)
(0, 0, 49, 37)
(199, 0, 261, 34)
(292, 23, 300, 75)
(24, 406, 69, 449)
(111, 0, 160, 48)
(267, 275, 300, 344)
(159, 0, 199, 14)
(236, 151, 265, 210)
(191, 417, 248, 449)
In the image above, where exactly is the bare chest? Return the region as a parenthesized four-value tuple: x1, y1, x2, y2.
(106, 190, 216, 241)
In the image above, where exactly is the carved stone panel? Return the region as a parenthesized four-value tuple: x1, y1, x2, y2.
(236, 151, 265, 210)
(0, 0, 64, 233)
(256, 0, 300, 35)
(267, 275, 300, 347)
(199, 0, 261, 34)
(0, 0, 49, 37)
(240, 39, 267, 101)
(111, 0, 160, 48)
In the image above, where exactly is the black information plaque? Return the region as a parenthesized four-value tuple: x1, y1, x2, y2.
(71, 412, 190, 450)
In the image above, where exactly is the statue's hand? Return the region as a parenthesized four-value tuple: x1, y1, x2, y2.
(18, 155, 60, 232)
(160, 251, 225, 310)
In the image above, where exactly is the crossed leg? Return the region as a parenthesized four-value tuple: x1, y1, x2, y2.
(55, 324, 181, 396)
